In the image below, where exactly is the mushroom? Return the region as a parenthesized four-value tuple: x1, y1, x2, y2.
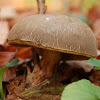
(7, 14, 97, 85)
(0, 6, 16, 20)
(0, 6, 16, 19)
(0, 6, 17, 30)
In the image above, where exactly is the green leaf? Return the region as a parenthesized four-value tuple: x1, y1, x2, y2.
(94, 66, 100, 71)
(86, 58, 100, 67)
(0, 66, 7, 100)
(0, 58, 18, 100)
(6, 58, 18, 67)
(61, 79, 100, 100)
(86, 58, 100, 70)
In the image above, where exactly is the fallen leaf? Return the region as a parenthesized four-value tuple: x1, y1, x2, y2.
(0, 45, 6, 51)
(6, 75, 26, 94)
(6, 75, 26, 100)
(89, 70, 100, 86)
(6, 45, 33, 61)
(0, 51, 16, 68)
(6, 93, 23, 100)
(92, 19, 100, 50)
(97, 50, 100, 59)
(87, 6, 100, 24)
(0, 51, 17, 81)
(65, 60, 93, 72)
(3, 67, 16, 82)
(97, 50, 100, 56)
(58, 61, 92, 82)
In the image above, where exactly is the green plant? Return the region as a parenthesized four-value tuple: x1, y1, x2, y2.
(19, 79, 66, 98)
(0, 58, 18, 100)
(61, 58, 100, 100)
(1, 57, 99, 100)
(61, 79, 100, 100)
(86, 57, 100, 70)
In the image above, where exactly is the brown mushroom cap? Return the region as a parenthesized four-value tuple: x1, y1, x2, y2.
(8, 14, 97, 58)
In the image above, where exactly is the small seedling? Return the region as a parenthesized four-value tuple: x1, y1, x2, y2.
(0, 58, 18, 100)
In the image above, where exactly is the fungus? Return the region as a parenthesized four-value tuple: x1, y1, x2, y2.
(0, 6, 16, 20)
(7, 14, 97, 86)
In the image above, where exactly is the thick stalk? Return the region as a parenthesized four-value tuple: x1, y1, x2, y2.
(39, 49, 62, 77)
(26, 49, 62, 86)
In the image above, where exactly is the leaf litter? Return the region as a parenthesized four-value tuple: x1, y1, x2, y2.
(1, 43, 100, 100)
(0, 4, 100, 99)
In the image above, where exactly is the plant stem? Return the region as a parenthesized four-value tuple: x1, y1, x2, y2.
(20, 79, 50, 96)
(63, 0, 70, 14)
(20, 90, 42, 98)
(20, 85, 66, 98)
(0, 66, 7, 100)
(37, 0, 47, 14)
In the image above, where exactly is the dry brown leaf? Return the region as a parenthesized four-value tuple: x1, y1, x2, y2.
(6, 75, 26, 100)
(23, 93, 61, 100)
(6, 76, 26, 94)
(65, 60, 93, 72)
(92, 19, 100, 50)
(58, 61, 92, 82)
(0, 51, 16, 67)
(0, 45, 6, 51)
(97, 50, 100, 59)
(0, 51, 17, 81)
(3, 67, 17, 82)
(6, 93, 23, 100)
(90, 70, 100, 86)
(6, 45, 33, 61)
(24, 76, 62, 100)
(87, 6, 100, 23)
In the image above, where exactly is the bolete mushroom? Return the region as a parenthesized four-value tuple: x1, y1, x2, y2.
(7, 14, 97, 85)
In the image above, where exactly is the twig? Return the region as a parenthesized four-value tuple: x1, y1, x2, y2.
(37, 0, 47, 14)
(20, 84, 66, 98)
(19, 79, 50, 97)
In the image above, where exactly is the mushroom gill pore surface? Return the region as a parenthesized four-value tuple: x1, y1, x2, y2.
(7, 14, 98, 58)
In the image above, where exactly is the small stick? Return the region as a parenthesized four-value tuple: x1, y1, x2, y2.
(63, 0, 70, 14)
(37, 0, 47, 14)
(19, 79, 50, 97)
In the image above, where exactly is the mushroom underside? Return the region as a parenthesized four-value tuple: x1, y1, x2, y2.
(8, 39, 91, 86)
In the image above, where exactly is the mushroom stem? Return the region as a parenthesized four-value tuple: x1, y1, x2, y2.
(27, 49, 62, 86)
(39, 49, 62, 77)
(37, 0, 47, 14)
